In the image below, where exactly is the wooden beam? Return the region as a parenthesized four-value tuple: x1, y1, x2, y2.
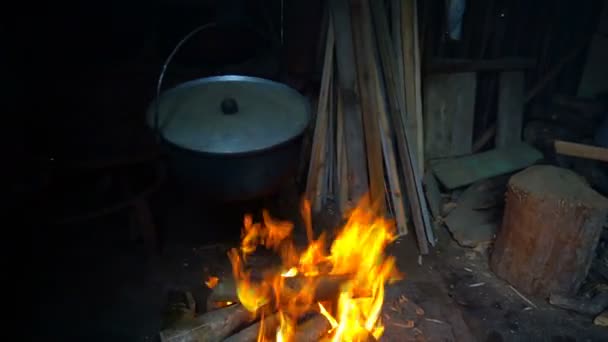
(425, 58, 535, 74)
(554, 140, 608, 162)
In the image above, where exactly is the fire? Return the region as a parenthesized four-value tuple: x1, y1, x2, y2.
(205, 276, 219, 289)
(228, 197, 400, 341)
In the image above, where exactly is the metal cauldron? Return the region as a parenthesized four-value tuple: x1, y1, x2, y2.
(148, 75, 310, 201)
(147, 24, 311, 201)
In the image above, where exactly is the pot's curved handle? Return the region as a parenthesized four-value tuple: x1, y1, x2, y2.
(154, 22, 217, 141)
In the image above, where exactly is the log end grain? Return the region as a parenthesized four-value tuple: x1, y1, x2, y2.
(491, 165, 608, 298)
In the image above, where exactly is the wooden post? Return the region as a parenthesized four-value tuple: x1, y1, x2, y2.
(491, 165, 608, 297)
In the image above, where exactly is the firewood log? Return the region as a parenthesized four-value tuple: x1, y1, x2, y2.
(223, 314, 280, 342)
(294, 315, 332, 342)
(292, 315, 378, 342)
(160, 304, 252, 342)
(207, 274, 367, 311)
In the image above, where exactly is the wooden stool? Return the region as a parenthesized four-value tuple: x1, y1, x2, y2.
(491, 165, 608, 297)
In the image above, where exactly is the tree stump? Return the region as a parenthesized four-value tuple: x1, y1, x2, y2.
(491, 165, 608, 297)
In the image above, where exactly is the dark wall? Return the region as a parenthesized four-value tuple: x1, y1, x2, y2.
(6, 0, 321, 207)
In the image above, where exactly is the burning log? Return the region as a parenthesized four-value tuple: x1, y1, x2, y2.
(207, 274, 369, 311)
(292, 314, 377, 342)
(207, 277, 239, 311)
(160, 304, 252, 342)
(293, 315, 332, 342)
(223, 314, 280, 342)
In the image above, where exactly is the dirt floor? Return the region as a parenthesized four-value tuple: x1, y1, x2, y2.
(31, 176, 608, 341)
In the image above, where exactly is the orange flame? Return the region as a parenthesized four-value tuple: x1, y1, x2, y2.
(205, 276, 219, 289)
(228, 196, 400, 341)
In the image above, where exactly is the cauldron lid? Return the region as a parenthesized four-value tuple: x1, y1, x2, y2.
(148, 75, 311, 154)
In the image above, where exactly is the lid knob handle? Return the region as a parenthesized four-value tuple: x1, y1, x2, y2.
(221, 98, 239, 115)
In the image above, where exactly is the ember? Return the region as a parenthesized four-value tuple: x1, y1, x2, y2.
(226, 198, 401, 341)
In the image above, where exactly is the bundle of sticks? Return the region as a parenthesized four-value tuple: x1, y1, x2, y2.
(305, 0, 435, 253)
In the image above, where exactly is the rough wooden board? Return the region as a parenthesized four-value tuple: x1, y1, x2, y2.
(444, 177, 508, 248)
(330, 0, 369, 203)
(495, 71, 524, 148)
(578, 34, 608, 98)
(430, 143, 543, 190)
(423, 72, 477, 159)
(330, 0, 357, 91)
(351, 0, 386, 212)
(422, 171, 442, 220)
(401, 0, 424, 174)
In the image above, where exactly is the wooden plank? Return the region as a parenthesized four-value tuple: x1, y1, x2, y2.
(306, 20, 335, 211)
(330, 0, 369, 203)
(391, 0, 405, 109)
(372, 50, 409, 236)
(401, 0, 424, 174)
(336, 90, 349, 214)
(326, 76, 336, 199)
(426, 58, 535, 74)
(423, 72, 477, 159)
(372, 0, 433, 249)
(341, 89, 370, 203)
(314, 76, 334, 211)
(495, 71, 525, 148)
(430, 143, 543, 190)
(554, 140, 608, 162)
(422, 171, 442, 220)
(390, 0, 435, 248)
(330, 0, 357, 91)
(351, 0, 386, 213)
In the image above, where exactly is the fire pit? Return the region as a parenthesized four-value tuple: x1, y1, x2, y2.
(161, 198, 400, 341)
(157, 196, 474, 342)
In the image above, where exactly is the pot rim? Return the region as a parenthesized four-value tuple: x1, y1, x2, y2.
(160, 131, 304, 159)
(148, 75, 312, 156)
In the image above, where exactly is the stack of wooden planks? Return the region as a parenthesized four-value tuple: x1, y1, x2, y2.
(305, 0, 434, 254)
